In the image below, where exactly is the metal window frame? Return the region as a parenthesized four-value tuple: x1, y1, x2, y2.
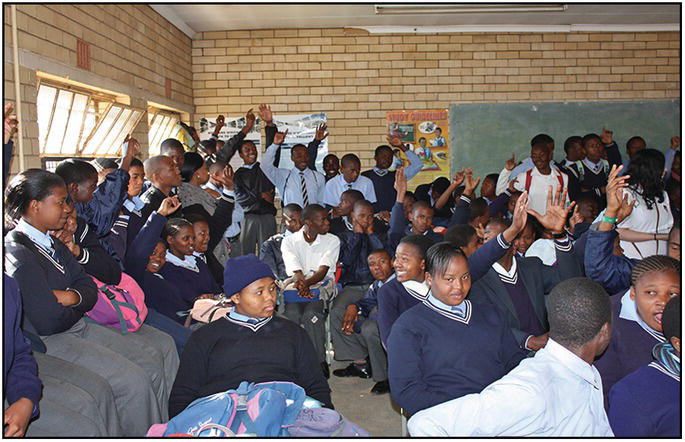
(80, 102, 145, 157)
(37, 82, 95, 156)
(147, 108, 182, 155)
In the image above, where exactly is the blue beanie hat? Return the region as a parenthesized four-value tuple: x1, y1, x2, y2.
(223, 254, 275, 296)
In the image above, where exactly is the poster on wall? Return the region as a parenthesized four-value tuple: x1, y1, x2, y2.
(198, 115, 262, 172)
(386, 109, 450, 190)
(271, 113, 328, 173)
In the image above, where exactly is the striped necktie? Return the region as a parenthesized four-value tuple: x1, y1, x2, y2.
(300, 172, 309, 206)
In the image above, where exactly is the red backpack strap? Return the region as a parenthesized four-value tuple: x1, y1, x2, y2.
(525, 169, 533, 192)
(556, 170, 564, 189)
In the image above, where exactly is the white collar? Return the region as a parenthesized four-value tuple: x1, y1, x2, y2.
(619, 290, 666, 342)
(492, 258, 518, 280)
(123, 196, 145, 213)
(373, 167, 389, 176)
(401, 279, 430, 301)
(542, 338, 602, 390)
(424, 295, 472, 324)
(203, 181, 222, 193)
(583, 158, 603, 172)
(165, 251, 199, 272)
(226, 310, 272, 332)
(242, 162, 257, 169)
(15, 218, 54, 250)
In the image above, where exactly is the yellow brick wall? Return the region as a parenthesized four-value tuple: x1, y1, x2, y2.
(191, 29, 680, 168)
(4, 4, 193, 171)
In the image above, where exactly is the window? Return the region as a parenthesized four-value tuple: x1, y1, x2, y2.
(148, 109, 181, 155)
(36, 80, 144, 157)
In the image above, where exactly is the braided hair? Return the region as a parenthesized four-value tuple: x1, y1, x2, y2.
(162, 218, 193, 247)
(630, 255, 681, 287)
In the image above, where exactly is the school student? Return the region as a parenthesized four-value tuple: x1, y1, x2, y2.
(234, 139, 277, 256)
(332, 249, 394, 395)
(158, 218, 223, 307)
(177, 151, 217, 213)
(260, 129, 326, 207)
(498, 142, 569, 216)
(506, 133, 557, 182)
(168, 254, 333, 417)
(378, 190, 531, 347)
(387, 244, 527, 416)
(617, 149, 674, 260)
(408, 278, 614, 437)
(608, 295, 681, 437)
(480, 173, 499, 205)
(323, 153, 340, 182)
(280, 204, 340, 376)
(323, 153, 377, 208)
(140, 155, 183, 220)
(594, 255, 680, 405)
(328, 189, 388, 236)
(470, 187, 581, 351)
(107, 157, 146, 261)
(4, 169, 168, 435)
(444, 224, 481, 257)
(567, 133, 610, 206)
(260, 204, 303, 281)
(204, 157, 244, 259)
(361, 135, 422, 213)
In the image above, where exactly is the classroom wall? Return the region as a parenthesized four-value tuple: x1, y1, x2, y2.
(191, 29, 680, 170)
(3, 4, 193, 172)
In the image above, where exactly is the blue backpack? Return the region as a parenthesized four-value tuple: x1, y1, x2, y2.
(152, 381, 307, 437)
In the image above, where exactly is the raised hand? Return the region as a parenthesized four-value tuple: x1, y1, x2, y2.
(216, 114, 225, 129)
(671, 136, 680, 151)
(505, 153, 516, 171)
(273, 128, 288, 145)
(211, 165, 235, 190)
(527, 185, 576, 235)
(507, 177, 519, 193)
(243, 109, 255, 132)
(4, 102, 18, 145)
(394, 166, 407, 198)
(258, 104, 272, 125)
(509, 190, 529, 235)
(568, 206, 584, 232)
(474, 223, 485, 241)
(158, 196, 181, 216)
(601, 127, 613, 145)
(463, 169, 481, 196)
(605, 164, 630, 213)
(452, 168, 466, 187)
(314, 123, 328, 142)
(386, 134, 403, 148)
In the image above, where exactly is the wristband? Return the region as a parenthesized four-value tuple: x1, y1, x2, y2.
(601, 215, 618, 224)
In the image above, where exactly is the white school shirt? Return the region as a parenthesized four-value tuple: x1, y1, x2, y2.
(280, 229, 340, 279)
(498, 166, 569, 216)
(259, 143, 326, 207)
(506, 157, 559, 183)
(617, 186, 673, 260)
(323, 173, 377, 207)
(408, 338, 613, 437)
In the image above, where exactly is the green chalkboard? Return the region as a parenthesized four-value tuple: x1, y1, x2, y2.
(449, 100, 681, 180)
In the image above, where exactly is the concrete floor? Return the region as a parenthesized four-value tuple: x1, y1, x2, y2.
(328, 360, 405, 437)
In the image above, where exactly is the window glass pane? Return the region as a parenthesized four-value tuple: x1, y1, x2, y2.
(37, 85, 57, 150)
(101, 108, 132, 155)
(82, 105, 120, 154)
(105, 109, 142, 155)
(44, 90, 73, 154)
(62, 94, 88, 154)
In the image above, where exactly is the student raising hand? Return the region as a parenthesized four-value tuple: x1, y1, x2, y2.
(394, 167, 407, 201)
(4, 102, 18, 145)
(258, 104, 273, 126)
(273, 129, 288, 145)
(527, 185, 576, 235)
(314, 123, 328, 142)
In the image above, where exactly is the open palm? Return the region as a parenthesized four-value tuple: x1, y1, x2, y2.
(528, 185, 575, 234)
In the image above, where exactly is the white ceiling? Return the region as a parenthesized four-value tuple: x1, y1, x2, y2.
(151, 3, 681, 38)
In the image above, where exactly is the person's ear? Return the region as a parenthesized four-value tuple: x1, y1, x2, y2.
(230, 293, 240, 305)
(629, 285, 637, 301)
(68, 182, 79, 196)
(425, 272, 432, 286)
(671, 336, 681, 355)
(420, 258, 426, 272)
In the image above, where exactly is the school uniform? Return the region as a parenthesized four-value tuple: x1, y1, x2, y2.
(323, 173, 377, 207)
(584, 226, 639, 296)
(361, 149, 422, 213)
(501, 166, 569, 216)
(169, 311, 333, 418)
(260, 143, 326, 207)
(387, 294, 527, 416)
(140, 184, 182, 222)
(159, 252, 223, 308)
(328, 215, 388, 237)
(234, 162, 277, 256)
(608, 343, 681, 437)
(74, 168, 130, 237)
(205, 180, 244, 260)
(107, 196, 147, 262)
(388, 201, 444, 253)
(377, 231, 516, 347)
(281, 229, 340, 362)
(408, 338, 613, 437)
(470, 236, 582, 349)
(72, 216, 123, 284)
(331, 276, 394, 382)
(488, 189, 513, 218)
(594, 292, 669, 407)
(568, 158, 609, 206)
(259, 231, 292, 281)
(617, 187, 673, 260)
(4, 221, 167, 436)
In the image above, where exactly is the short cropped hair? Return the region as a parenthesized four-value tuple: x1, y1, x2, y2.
(547, 277, 611, 348)
(353, 199, 374, 212)
(426, 242, 467, 277)
(54, 159, 97, 186)
(582, 133, 601, 147)
(563, 136, 582, 154)
(283, 203, 303, 217)
(444, 224, 477, 249)
(340, 154, 361, 168)
(531, 133, 553, 147)
(160, 138, 184, 154)
(468, 198, 489, 221)
(341, 189, 364, 203)
(411, 200, 432, 214)
(302, 203, 326, 222)
(374, 145, 393, 156)
(398, 234, 435, 261)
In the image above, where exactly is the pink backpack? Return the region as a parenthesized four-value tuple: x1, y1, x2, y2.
(86, 273, 148, 333)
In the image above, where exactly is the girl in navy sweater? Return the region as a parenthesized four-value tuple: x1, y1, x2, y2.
(387, 243, 526, 416)
(159, 218, 223, 306)
(594, 255, 681, 405)
(4, 170, 164, 435)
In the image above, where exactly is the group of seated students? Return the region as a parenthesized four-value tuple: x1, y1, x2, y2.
(2, 99, 681, 437)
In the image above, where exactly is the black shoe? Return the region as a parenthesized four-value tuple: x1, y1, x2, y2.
(370, 380, 390, 395)
(321, 362, 330, 379)
(332, 363, 372, 379)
